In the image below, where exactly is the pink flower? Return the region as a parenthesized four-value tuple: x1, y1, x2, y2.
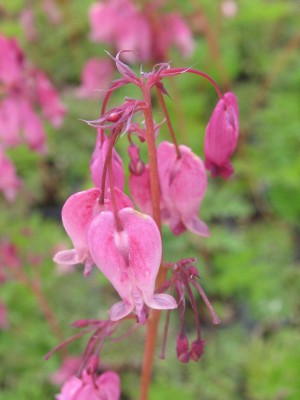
(0, 147, 21, 202)
(157, 141, 209, 236)
(53, 188, 132, 276)
(35, 70, 66, 128)
(77, 58, 114, 98)
(204, 92, 239, 179)
(90, 134, 125, 194)
(88, 208, 177, 322)
(56, 370, 121, 400)
(53, 188, 101, 275)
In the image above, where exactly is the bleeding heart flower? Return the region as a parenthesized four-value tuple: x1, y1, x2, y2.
(88, 208, 177, 323)
(56, 370, 121, 400)
(53, 188, 132, 276)
(204, 92, 239, 179)
(157, 141, 209, 237)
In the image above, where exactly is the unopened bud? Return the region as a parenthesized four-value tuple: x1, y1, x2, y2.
(190, 338, 205, 362)
(86, 355, 99, 375)
(176, 332, 190, 363)
(128, 145, 145, 176)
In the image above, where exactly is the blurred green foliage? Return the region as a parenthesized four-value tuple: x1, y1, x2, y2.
(1, 0, 300, 399)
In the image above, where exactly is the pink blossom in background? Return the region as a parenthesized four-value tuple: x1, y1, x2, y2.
(0, 97, 22, 147)
(221, 0, 238, 18)
(163, 13, 195, 58)
(0, 147, 22, 202)
(0, 33, 66, 200)
(88, 208, 177, 322)
(88, 0, 194, 63)
(35, 70, 66, 128)
(204, 92, 239, 179)
(51, 356, 82, 386)
(56, 370, 121, 400)
(157, 141, 209, 236)
(0, 35, 23, 86)
(0, 34, 66, 147)
(20, 8, 38, 42)
(90, 133, 125, 194)
(20, 100, 47, 154)
(77, 58, 114, 98)
(42, 0, 63, 25)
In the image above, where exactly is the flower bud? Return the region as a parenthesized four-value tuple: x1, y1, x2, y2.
(190, 338, 205, 361)
(176, 332, 190, 363)
(204, 92, 239, 179)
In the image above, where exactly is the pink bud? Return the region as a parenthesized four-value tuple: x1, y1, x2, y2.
(176, 332, 190, 363)
(86, 355, 99, 375)
(204, 92, 239, 179)
(190, 338, 205, 361)
(158, 141, 210, 237)
(128, 144, 145, 176)
(88, 208, 177, 322)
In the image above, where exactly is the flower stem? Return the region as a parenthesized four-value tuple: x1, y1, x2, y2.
(140, 85, 166, 400)
(155, 84, 181, 159)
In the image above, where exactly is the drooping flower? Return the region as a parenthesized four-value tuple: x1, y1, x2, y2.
(88, 207, 177, 323)
(53, 188, 132, 276)
(204, 92, 239, 179)
(157, 141, 210, 236)
(56, 370, 121, 400)
(90, 133, 125, 193)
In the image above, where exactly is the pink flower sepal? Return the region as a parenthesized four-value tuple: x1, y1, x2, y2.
(53, 188, 132, 276)
(88, 208, 177, 323)
(90, 133, 125, 194)
(204, 92, 239, 179)
(56, 370, 120, 400)
(158, 141, 210, 237)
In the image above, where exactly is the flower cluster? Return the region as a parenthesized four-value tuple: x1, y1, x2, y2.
(0, 34, 66, 201)
(53, 52, 239, 396)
